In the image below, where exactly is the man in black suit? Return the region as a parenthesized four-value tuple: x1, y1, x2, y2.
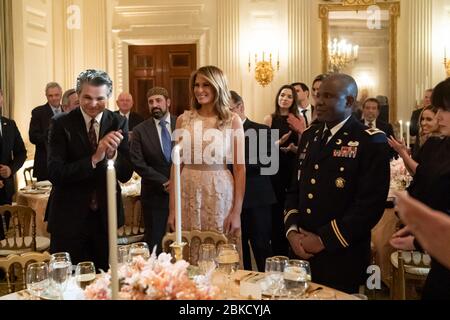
(0, 89, 27, 240)
(47, 70, 133, 271)
(130, 87, 175, 253)
(284, 74, 390, 293)
(29, 82, 63, 181)
(115, 92, 144, 132)
(361, 98, 396, 158)
(229, 91, 275, 271)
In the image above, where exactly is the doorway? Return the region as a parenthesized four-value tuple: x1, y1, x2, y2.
(128, 44, 197, 118)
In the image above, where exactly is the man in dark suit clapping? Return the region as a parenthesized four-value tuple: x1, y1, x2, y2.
(230, 90, 275, 271)
(130, 87, 176, 253)
(47, 70, 133, 271)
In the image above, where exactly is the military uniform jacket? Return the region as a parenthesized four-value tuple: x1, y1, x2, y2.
(284, 116, 390, 288)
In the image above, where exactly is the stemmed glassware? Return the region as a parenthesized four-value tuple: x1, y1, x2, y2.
(128, 242, 150, 261)
(75, 261, 96, 290)
(26, 262, 49, 300)
(216, 244, 239, 296)
(49, 252, 72, 300)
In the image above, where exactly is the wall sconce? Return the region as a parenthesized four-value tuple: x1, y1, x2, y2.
(248, 52, 280, 87)
(328, 38, 359, 73)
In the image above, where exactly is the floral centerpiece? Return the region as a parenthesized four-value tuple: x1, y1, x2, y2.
(84, 252, 219, 300)
(390, 158, 413, 191)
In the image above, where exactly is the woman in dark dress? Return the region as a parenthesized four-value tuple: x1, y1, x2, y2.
(263, 84, 300, 256)
(390, 78, 450, 299)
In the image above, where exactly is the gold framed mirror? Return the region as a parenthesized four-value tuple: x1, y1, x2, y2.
(319, 0, 400, 122)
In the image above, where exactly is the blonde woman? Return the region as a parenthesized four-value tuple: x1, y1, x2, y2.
(168, 66, 245, 253)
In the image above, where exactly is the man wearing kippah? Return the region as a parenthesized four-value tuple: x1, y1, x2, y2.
(130, 87, 176, 253)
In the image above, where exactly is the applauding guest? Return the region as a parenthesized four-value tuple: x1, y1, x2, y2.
(47, 70, 133, 271)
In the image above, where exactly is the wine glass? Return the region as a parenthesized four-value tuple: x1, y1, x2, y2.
(49, 252, 72, 300)
(26, 262, 49, 300)
(128, 242, 150, 262)
(216, 244, 239, 296)
(283, 259, 311, 298)
(75, 261, 96, 290)
(198, 244, 217, 275)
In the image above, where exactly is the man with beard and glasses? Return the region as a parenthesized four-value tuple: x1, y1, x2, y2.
(130, 87, 176, 253)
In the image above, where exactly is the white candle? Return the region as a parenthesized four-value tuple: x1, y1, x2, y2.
(399, 120, 403, 141)
(173, 145, 182, 244)
(406, 122, 411, 149)
(107, 160, 119, 300)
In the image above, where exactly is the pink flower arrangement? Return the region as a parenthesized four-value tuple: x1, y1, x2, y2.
(390, 158, 413, 191)
(84, 252, 219, 300)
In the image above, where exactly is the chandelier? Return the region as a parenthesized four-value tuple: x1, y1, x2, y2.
(328, 38, 359, 72)
(248, 52, 280, 87)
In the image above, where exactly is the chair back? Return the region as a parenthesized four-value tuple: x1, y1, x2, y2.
(0, 205, 37, 255)
(391, 250, 431, 299)
(0, 251, 51, 295)
(117, 196, 145, 245)
(162, 230, 228, 265)
(23, 167, 35, 187)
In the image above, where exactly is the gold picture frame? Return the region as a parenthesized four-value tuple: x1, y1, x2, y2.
(319, 1, 400, 122)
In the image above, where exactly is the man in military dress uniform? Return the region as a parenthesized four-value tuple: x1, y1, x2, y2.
(284, 74, 390, 293)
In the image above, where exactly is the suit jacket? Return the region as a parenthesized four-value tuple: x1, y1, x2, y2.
(242, 119, 276, 208)
(0, 117, 27, 204)
(285, 116, 390, 289)
(130, 115, 176, 208)
(29, 103, 54, 180)
(114, 111, 144, 131)
(410, 107, 422, 137)
(46, 108, 133, 238)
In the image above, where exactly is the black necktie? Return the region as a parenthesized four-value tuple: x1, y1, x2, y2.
(88, 119, 98, 154)
(88, 118, 98, 211)
(368, 121, 374, 128)
(320, 128, 331, 148)
(301, 109, 309, 127)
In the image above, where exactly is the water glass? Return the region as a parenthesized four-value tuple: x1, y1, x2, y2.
(198, 244, 217, 275)
(26, 262, 49, 299)
(216, 244, 239, 296)
(129, 242, 150, 261)
(283, 260, 311, 298)
(264, 257, 284, 299)
(75, 261, 96, 290)
(118, 245, 130, 265)
(49, 252, 72, 299)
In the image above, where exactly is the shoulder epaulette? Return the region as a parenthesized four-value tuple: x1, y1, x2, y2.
(365, 128, 385, 136)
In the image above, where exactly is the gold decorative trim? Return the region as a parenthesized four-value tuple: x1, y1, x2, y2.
(331, 219, 349, 248)
(343, 0, 376, 6)
(319, 1, 400, 122)
(283, 209, 300, 223)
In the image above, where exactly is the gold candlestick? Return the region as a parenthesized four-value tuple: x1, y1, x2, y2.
(170, 242, 187, 261)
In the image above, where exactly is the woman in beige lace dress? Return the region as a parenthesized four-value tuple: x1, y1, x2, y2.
(168, 65, 245, 256)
